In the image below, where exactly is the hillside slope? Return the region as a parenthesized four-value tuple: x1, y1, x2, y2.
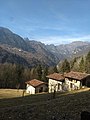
(0, 89, 90, 120)
(0, 47, 30, 67)
(0, 27, 58, 66)
(0, 27, 90, 67)
(47, 41, 90, 59)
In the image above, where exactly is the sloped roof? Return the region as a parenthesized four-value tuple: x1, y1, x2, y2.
(46, 73, 64, 81)
(65, 71, 90, 80)
(25, 79, 46, 87)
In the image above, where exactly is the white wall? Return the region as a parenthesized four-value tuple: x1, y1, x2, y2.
(26, 84, 47, 94)
(65, 78, 81, 91)
(26, 84, 35, 94)
(49, 79, 63, 93)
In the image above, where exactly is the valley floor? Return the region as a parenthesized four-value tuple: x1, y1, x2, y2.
(0, 88, 90, 120)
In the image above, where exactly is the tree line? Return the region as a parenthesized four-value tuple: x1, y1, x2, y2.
(0, 51, 90, 89)
(58, 51, 90, 74)
(0, 63, 57, 89)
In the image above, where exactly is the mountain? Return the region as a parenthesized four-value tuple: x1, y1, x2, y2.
(47, 41, 90, 60)
(0, 27, 58, 67)
(0, 27, 35, 52)
(0, 46, 30, 66)
(0, 27, 90, 67)
(26, 40, 58, 65)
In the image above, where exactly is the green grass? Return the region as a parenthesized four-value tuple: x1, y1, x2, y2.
(0, 89, 90, 120)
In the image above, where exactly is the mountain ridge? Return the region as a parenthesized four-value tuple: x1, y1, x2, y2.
(0, 27, 90, 67)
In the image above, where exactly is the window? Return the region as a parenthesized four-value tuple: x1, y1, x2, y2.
(70, 83, 73, 88)
(74, 80, 77, 83)
(58, 83, 61, 90)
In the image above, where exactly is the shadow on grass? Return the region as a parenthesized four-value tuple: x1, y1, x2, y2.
(0, 89, 90, 109)
(0, 90, 90, 120)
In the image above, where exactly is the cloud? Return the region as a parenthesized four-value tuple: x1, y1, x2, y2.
(67, 35, 90, 43)
(37, 35, 90, 45)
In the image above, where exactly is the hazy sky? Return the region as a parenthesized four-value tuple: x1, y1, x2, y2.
(0, 0, 90, 45)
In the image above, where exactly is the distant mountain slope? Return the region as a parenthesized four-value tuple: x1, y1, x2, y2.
(26, 40, 59, 65)
(0, 46, 30, 67)
(0, 27, 58, 66)
(0, 27, 35, 52)
(47, 41, 90, 59)
(0, 27, 90, 67)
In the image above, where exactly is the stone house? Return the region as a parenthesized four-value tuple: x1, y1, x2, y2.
(25, 79, 47, 94)
(47, 71, 90, 93)
(65, 71, 90, 91)
(47, 73, 65, 93)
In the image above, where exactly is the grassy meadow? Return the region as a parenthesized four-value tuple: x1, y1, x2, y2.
(0, 89, 28, 99)
(0, 88, 90, 120)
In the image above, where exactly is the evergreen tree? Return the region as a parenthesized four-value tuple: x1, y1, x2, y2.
(70, 57, 77, 69)
(79, 57, 85, 72)
(36, 64, 42, 80)
(85, 51, 90, 73)
(15, 64, 24, 88)
(53, 66, 58, 73)
(48, 66, 57, 74)
(61, 59, 70, 73)
(41, 66, 48, 82)
(70, 57, 80, 72)
(23, 68, 31, 81)
(30, 67, 37, 79)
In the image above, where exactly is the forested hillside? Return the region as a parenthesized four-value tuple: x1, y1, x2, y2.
(0, 51, 90, 89)
(57, 51, 90, 74)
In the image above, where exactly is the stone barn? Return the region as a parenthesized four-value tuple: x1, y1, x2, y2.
(25, 79, 47, 94)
